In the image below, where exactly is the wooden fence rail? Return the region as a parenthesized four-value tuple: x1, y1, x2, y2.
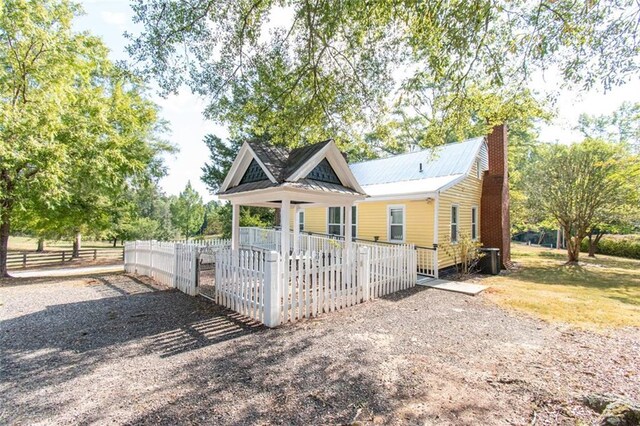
(7, 248, 124, 270)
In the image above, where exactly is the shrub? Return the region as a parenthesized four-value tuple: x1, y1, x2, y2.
(440, 233, 482, 277)
(580, 235, 640, 259)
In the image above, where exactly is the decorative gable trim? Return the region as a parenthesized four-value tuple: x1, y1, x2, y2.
(306, 158, 341, 184)
(285, 141, 365, 193)
(219, 143, 277, 192)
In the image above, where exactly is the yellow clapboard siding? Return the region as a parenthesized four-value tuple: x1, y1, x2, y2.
(288, 161, 483, 271)
(437, 167, 483, 268)
(295, 200, 435, 248)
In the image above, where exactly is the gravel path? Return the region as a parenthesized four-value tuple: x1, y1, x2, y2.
(1, 273, 638, 425)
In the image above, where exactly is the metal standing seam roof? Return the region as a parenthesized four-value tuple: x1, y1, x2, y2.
(349, 137, 485, 194)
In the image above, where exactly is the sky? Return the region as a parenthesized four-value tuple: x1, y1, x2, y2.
(76, 0, 640, 202)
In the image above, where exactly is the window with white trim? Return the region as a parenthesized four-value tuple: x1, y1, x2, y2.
(298, 210, 305, 232)
(451, 205, 459, 243)
(326, 206, 357, 237)
(388, 206, 405, 242)
(476, 159, 482, 179)
(327, 207, 343, 236)
(471, 206, 478, 240)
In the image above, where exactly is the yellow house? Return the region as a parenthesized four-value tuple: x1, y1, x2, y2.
(218, 125, 511, 276)
(291, 125, 511, 271)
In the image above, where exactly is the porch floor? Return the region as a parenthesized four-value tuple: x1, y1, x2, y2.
(416, 277, 487, 296)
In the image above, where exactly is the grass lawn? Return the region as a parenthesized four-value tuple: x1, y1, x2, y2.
(8, 236, 117, 252)
(483, 244, 640, 330)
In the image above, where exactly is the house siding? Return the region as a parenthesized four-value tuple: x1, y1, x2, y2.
(289, 161, 484, 271)
(437, 162, 483, 268)
(292, 200, 435, 248)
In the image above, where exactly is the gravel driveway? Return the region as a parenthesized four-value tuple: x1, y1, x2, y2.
(1, 273, 638, 425)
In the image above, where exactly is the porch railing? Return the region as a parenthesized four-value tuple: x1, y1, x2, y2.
(240, 226, 438, 278)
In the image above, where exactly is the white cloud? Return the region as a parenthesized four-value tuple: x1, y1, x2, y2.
(100, 10, 128, 28)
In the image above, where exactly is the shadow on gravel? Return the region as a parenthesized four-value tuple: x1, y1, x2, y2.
(1, 275, 263, 412)
(379, 284, 432, 302)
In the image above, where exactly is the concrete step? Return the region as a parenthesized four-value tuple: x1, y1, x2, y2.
(417, 278, 487, 296)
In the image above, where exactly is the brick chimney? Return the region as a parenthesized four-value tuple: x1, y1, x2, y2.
(480, 124, 511, 267)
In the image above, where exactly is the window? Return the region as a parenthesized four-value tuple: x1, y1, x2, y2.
(476, 158, 482, 179)
(388, 206, 405, 242)
(471, 206, 478, 240)
(298, 210, 305, 232)
(326, 206, 357, 237)
(451, 205, 459, 243)
(327, 207, 343, 236)
(351, 205, 357, 238)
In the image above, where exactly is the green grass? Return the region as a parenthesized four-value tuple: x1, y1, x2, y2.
(8, 236, 117, 252)
(484, 244, 640, 330)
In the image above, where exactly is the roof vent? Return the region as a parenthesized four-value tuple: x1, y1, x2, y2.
(419, 162, 423, 173)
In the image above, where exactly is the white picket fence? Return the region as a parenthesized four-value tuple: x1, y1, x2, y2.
(125, 233, 418, 328)
(214, 248, 269, 323)
(124, 239, 230, 295)
(359, 242, 417, 298)
(214, 242, 416, 327)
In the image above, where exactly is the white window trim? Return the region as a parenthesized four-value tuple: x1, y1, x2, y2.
(387, 204, 406, 243)
(298, 209, 305, 232)
(476, 158, 482, 179)
(471, 206, 478, 241)
(326, 206, 344, 236)
(450, 204, 459, 244)
(351, 205, 358, 238)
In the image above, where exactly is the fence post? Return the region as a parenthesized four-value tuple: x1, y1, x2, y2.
(149, 240, 154, 278)
(62, 251, 66, 263)
(433, 244, 439, 279)
(93, 249, 97, 260)
(191, 245, 198, 296)
(23, 253, 27, 268)
(173, 243, 180, 289)
(134, 241, 139, 274)
(358, 247, 371, 302)
(263, 250, 281, 328)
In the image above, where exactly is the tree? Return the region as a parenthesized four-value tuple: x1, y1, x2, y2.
(524, 139, 640, 263)
(170, 182, 205, 240)
(127, 1, 638, 150)
(0, 0, 171, 274)
(577, 102, 640, 154)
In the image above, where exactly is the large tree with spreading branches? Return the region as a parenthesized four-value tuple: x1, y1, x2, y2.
(127, 0, 639, 152)
(0, 0, 171, 275)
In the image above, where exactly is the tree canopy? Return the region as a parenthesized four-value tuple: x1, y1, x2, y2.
(170, 181, 205, 239)
(128, 0, 638, 152)
(523, 139, 640, 262)
(0, 0, 172, 274)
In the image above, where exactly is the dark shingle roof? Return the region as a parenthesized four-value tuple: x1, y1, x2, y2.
(247, 140, 331, 182)
(247, 143, 289, 181)
(220, 139, 365, 197)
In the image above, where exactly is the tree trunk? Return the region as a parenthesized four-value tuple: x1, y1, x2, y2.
(537, 230, 546, 245)
(112, 237, 117, 248)
(37, 237, 45, 252)
(72, 231, 81, 258)
(567, 238, 580, 263)
(0, 219, 9, 278)
(0, 193, 12, 277)
(588, 232, 604, 258)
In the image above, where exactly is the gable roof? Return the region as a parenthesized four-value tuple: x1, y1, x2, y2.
(218, 140, 365, 196)
(349, 137, 487, 198)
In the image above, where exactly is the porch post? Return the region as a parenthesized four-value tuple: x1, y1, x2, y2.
(344, 202, 353, 287)
(280, 198, 290, 256)
(231, 202, 240, 250)
(344, 203, 353, 252)
(293, 205, 300, 254)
